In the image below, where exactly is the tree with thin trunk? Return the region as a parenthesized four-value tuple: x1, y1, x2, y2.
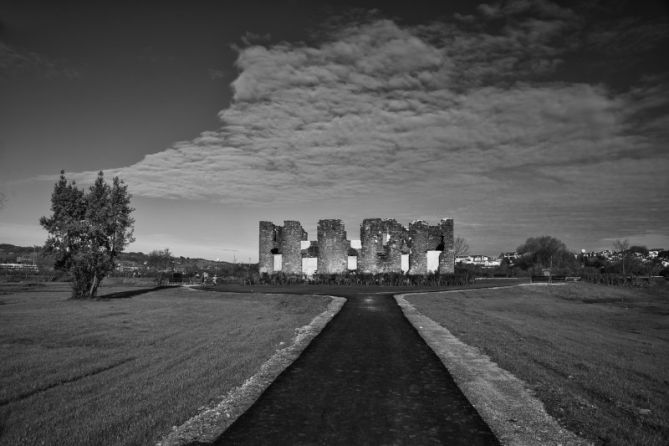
(147, 248, 173, 271)
(612, 239, 630, 277)
(40, 171, 135, 298)
(453, 236, 470, 258)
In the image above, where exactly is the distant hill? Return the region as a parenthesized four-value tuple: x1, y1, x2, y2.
(0, 243, 41, 258)
(0, 243, 240, 274)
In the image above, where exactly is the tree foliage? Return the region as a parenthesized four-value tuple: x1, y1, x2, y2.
(516, 235, 575, 272)
(147, 248, 173, 271)
(628, 245, 649, 256)
(612, 239, 629, 253)
(40, 171, 134, 298)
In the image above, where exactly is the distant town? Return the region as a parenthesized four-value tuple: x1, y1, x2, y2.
(459, 248, 669, 269)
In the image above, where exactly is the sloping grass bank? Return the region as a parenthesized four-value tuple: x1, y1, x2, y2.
(405, 282, 669, 446)
(0, 286, 330, 446)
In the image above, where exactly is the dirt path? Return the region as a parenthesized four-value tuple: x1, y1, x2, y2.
(212, 291, 499, 445)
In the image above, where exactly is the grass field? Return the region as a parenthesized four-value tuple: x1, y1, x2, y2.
(406, 282, 669, 446)
(0, 283, 330, 446)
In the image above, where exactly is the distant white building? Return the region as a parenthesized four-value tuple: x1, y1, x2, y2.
(455, 255, 501, 268)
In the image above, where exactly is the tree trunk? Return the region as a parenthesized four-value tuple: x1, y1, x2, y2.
(89, 275, 99, 298)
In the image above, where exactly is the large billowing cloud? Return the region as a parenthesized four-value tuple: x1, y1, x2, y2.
(52, 0, 669, 242)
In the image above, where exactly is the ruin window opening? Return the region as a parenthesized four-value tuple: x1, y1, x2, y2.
(270, 248, 280, 255)
(383, 232, 390, 246)
(436, 235, 445, 251)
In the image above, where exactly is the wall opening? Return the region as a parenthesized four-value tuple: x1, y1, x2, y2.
(273, 254, 282, 271)
(302, 257, 317, 277)
(348, 255, 357, 270)
(401, 254, 409, 273)
(427, 250, 440, 273)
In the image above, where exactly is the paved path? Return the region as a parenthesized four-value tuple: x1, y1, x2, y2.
(213, 291, 500, 445)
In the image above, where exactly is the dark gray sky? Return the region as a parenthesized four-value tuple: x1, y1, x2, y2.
(1, 0, 668, 260)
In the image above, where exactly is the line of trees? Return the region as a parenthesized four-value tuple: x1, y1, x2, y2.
(506, 236, 667, 285)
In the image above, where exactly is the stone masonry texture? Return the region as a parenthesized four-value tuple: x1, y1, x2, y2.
(259, 218, 454, 275)
(408, 220, 430, 275)
(258, 220, 307, 275)
(359, 218, 410, 274)
(437, 219, 455, 274)
(317, 219, 348, 274)
(281, 221, 307, 275)
(259, 221, 277, 274)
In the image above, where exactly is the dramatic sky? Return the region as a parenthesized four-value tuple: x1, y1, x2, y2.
(1, 0, 668, 261)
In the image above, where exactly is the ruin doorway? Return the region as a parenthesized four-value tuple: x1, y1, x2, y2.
(401, 254, 409, 273)
(273, 254, 283, 271)
(302, 257, 317, 277)
(426, 251, 440, 273)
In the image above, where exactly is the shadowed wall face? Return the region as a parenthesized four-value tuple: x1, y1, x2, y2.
(438, 219, 455, 273)
(317, 219, 348, 274)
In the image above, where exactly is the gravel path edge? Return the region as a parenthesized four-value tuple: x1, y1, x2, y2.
(157, 295, 347, 446)
(395, 292, 592, 446)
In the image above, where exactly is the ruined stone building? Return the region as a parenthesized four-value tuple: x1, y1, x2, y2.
(259, 218, 455, 276)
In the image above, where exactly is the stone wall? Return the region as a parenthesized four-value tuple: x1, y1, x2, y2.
(409, 219, 455, 274)
(408, 220, 429, 274)
(258, 220, 306, 275)
(259, 221, 277, 274)
(437, 219, 455, 274)
(317, 219, 348, 274)
(260, 217, 454, 275)
(359, 218, 409, 273)
(280, 220, 307, 275)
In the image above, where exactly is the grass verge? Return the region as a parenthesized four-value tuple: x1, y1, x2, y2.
(0, 285, 330, 446)
(405, 282, 669, 446)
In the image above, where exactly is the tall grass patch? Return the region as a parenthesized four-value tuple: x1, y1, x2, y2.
(0, 286, 330, 445)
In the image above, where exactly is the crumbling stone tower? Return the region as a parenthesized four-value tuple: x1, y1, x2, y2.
(359, 218, 410, 273)
(317, 219, 348, 274)
(408, 219, 454, 274)
(258, 220, 307, 274)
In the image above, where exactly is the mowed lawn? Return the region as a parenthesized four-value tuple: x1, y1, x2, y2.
(406, 282, 669, 446)
(0, 284, 331, 446)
